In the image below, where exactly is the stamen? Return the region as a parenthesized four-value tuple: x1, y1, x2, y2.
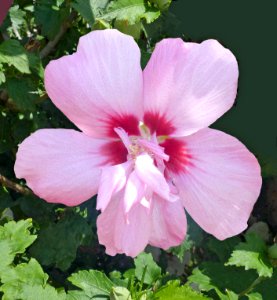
(114, 126, 169, 164)
(114, 127, 132, 149)
(138, 139, 169, 162)
(139, 121, 151, 138)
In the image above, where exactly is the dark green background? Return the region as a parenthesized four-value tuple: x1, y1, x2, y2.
(170, 0, 277, 170)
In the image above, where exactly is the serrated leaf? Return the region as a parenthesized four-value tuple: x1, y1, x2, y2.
(154, 281, 209, 299)
(0, 40, 31, 73)
(30, 212, 92, 271)
(188, 263, 257, 298)
(0, 258, 48, 299)
(0, 39, 42, 77)
(226, 233, 273, 277)
(71, 0, 109, 26)
(0, 219, 36, 255)
(19, 195, 56, 223)
(134, 252, 161, 284)
(7, 77, 37, 111)
(34, 0, 67, 40)
(68, 270, 114, 299)
(150, 0, 172, 11)
(168, 235, 193, 262)
(21, 284, 67, 300)
(101, 0, 160, 25)
(0, 258, 48, 286)
(0, 241, 14, 272)
(207, 236, 240, 262)
(9, 5, 26, 33)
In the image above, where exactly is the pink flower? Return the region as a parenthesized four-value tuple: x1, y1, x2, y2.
(14, 30, 262, 257)
(0, 0, 13, 26)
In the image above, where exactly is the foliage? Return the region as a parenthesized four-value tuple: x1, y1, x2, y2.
(0, 1, 276, 299)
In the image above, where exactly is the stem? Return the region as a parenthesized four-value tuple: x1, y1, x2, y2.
(39, 11, 77, 59)
(238, 276, 265, 297)
(0, 174, 32, 196)
(139, 265, 148, 293)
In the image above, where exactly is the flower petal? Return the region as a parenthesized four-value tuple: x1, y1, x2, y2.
(149, 196, 187, 249)
(135, 154, 170, 201)
(124, 170, 146, 214)
(97, 161, 133, 211)
(165, 128, 262, 240)
(45, 29, 143, 138)
(0, 0, 12, 25)
(143, 38, 238, 136)
(14, 129, 108, 206)
(97, 193, 151, 257)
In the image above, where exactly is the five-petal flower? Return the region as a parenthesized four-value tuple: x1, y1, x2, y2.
(14, 29, 262, 257)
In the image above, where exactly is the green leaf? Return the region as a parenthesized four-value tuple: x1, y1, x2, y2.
(71, 0, 109, 26)
(207, 236, 241, 262)
(34, 0, 67, 40)
(267, 244, 277, 259)
(223, 290, 239, 300)
(110, 287, 132, 300)
(68, 270, 114, 299)
(0, 240, 14, 272)
(134, 252, 161, 284)
(19, 195, 56, 224)
(101, 0, 160, 25)
(8, 5, 26, 34)
(0, 70, 5, 84)
(150, 0, 172, 11)
(226, 233, 273, 277)
(154, 281, 209, 299)
(109, 271, 128, 287)
(21, 284, 66, 300)
(168, 235, 193, 262)
(0, 258, 48, 286)
(0, 258, 48, 299)
(114, 20, 142, 39)
(247, 293, 263, 300)
(0, 40, 31, 74)
(30, 212, 92, 271)
(253, 269, 277, 300)
(0, 219, 36, 255)
(6, 78, 37, 111)
(188, 262, 257, 298)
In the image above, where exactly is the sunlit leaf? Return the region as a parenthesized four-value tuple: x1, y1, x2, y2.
(226, 233, 273, 278)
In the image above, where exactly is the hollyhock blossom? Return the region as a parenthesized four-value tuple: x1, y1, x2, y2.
(14, 29, 262, 257)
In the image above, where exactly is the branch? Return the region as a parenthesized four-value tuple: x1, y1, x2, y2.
(39, 11, 77, 59)
(0, 174, 32, 196)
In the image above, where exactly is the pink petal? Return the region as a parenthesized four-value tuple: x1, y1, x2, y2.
(135, 154, 170, 201)
(124, 170, 146, 214)
(143, 39, 238, 137)
(165, 128, 262, 240)
(0, 0, 12, 25)
(150, 196, 187, 249)
(97, 161, 133, 211)
(97, 193, 151, 257)
(45, 29, 143, 139)
(14, 129, 108, 206)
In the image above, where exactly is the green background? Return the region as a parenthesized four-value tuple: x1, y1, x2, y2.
(170, 0, 277, 169)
